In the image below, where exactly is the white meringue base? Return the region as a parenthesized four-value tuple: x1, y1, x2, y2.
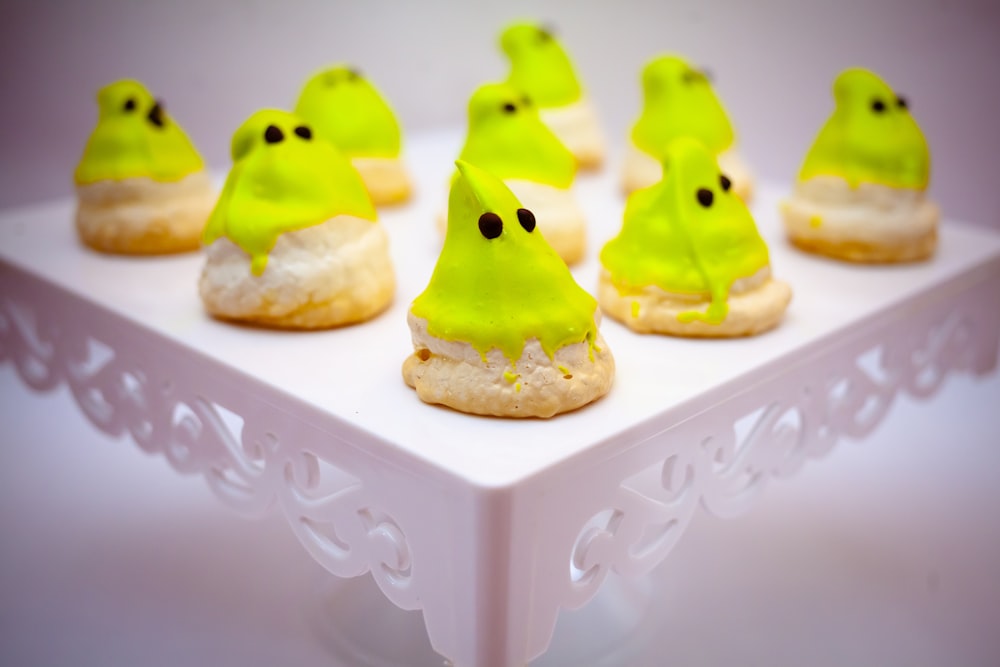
(598, 266, 792, 337)
(781, 175, 939, 263)
(75, 171, 215, 254)
(539, 97, 606, 169)
(199, 215, 395, 329)
(351, 156, 412, 206)
(402, 311, 614, 418)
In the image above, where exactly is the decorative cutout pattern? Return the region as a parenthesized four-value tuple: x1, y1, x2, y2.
(2, 259, 997, 667)
(563, 279, 999, 609)
(0, 268, 418, 611)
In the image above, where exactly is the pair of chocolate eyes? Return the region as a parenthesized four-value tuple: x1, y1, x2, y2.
(695, 174, 732, 208)
(327, 68, 362, 85)
(264, 124, 312, 144)
(122, 97, 161, 112)
(682, 68, 712, 84)
(478, 208, 535, 239)
(502, 96, 532, 113)
(123, 97, 165, 128)
(872, 96, 908, 113)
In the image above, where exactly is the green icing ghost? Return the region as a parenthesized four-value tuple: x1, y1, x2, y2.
(601, 137, 769, 325)
(202, 109, 376, 276)
(501, 22, 582, 108)
(800, 68, 930, 190)
(74, 79, 204, 184)
(631, 55, 734, 161)
(294, 65, 402, 159)
(457, 82, 575, 188)
(411, 160, 597, 362)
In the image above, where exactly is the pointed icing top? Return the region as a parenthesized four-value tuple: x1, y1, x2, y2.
(74, 79, 204, 184)
(294, 64, 402, 158)
(631, 55, 734, 160)
(601, 137, 769, 324)
(458, 81, 575, 187)
(501, 21, 582, 108)
(202, 109, 376, 276)
(411, 160, 597, 361)
(800, 67, 930, 189)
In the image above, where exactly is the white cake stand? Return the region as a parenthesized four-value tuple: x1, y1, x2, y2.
(1, 131, 998, 666)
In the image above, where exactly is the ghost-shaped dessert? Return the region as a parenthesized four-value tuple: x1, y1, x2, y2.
(601, 137, 791, 337)
(781, 68, 938, 263)
(74, 79, 215, 254)
(622, 55, 753, 201)
(199, 109, 394, 329)
(440, 81, 587, 264)
(500, 21, 606, 169)
(295, 65, 413, 206)
(406, 160, 614, 417)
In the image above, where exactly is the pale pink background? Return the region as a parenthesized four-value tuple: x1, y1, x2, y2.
(1, 0, 998, 229)
(2, 3, 1000, 665)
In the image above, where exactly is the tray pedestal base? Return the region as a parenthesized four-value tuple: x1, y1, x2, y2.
(309, 571, 655, 666)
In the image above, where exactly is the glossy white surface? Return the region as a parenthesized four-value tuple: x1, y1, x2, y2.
(1, 131, 998, 489)
(2, 364, 998, 666)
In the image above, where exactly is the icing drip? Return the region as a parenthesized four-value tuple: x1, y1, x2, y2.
(601, 138, 769, 324)
(412, 160, 597, 361)
(202, 109, 376, 275)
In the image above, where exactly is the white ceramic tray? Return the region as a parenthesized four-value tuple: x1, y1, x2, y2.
(2, 130, 998, 666)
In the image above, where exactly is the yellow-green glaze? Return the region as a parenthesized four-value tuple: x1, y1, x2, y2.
(601, 137, 769, 325)
(457, 82, 576, 188)
(74, 79, 204, 184)
(411, 160, 597, 361)
(501, 22, 582, 108)
(294, 64, 402, 158)
(631, 55, 734, 161)
(202, 109, 376, 276)
(800, 68, 930, 190)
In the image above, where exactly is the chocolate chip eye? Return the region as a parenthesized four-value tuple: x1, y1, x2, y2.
(871, 98, 886, 113)
(294, 125, 312, 140)
(264, 124, 284, 144)
(696, 188, 714, 208)
(517, 208, 536, 232)
(538, 28, 552, 42)
(146, 101, 165, 128)
(896, 95, 908, 110)
(719, 174, 732, 192)
(502, 102, 517, 113)
(123, 98, 136, 112)
(478, 212, 503, 239)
